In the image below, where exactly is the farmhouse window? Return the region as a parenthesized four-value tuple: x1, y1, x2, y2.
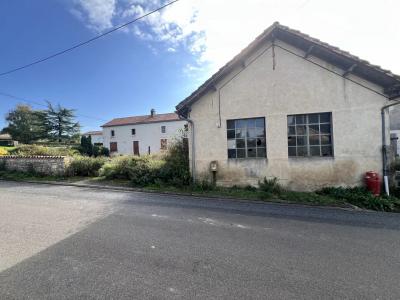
(161, 126, 166, 133)
(110, 142, 118, 152)
(160, 139, 168, 150)
(226, 117, 266, 159)
(111, 130, 115, 137)
(287, 112, 333, 157)
(131, 128, 136, 135)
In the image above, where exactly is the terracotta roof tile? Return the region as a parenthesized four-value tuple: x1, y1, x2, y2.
(102, 112, 181, 127)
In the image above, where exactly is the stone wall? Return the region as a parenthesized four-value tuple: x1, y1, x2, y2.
(0, 156, 70, 176)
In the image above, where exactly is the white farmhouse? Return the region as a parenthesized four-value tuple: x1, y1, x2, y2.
(176, 22, 400, 191)
(101, 109, 186, 155)
(82, 131, 103, 146)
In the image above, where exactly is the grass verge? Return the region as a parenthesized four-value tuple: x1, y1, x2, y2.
(2, 171, 399, 211)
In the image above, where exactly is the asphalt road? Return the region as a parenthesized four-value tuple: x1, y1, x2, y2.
(1, 181, 400, 299)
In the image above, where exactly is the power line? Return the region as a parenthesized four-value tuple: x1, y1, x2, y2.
(0, 91, 108, 122)
(0, 0, 180, 77)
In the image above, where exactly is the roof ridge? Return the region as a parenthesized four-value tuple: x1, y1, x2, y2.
(176, 22, 400, 113)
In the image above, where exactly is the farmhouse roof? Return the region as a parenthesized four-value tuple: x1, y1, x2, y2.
(102, 112, 181, 127)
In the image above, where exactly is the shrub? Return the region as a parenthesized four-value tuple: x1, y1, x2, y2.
(92, 145, 110, 157)
(159, 137, 191, 186)
(68, 156, 107, 176)
(317, 186, 400, 212)
(9, 144, 77, 156)
(99, 155, 165, 186)
(0, 148, 8, 156)
(99, 136, 190, 187)
(80, 136, 93, 156)
(259, 177, 282, 195)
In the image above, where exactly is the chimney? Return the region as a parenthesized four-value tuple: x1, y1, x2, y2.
(150, 108, 156, 117)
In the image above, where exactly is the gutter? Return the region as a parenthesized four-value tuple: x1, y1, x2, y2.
(178, 112, 196, 182)
(381, 99, 400, 195)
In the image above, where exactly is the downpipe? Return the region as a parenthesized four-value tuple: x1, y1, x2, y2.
(381, 100, 400, 195)
(178, 113, 196, 183)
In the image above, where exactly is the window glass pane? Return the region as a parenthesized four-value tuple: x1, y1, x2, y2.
(320, 124, 331, 134)
(227, 139, 236, 149)
(321, 135, 332, 145)
(296, 115, 306, 125)
(320, 113, 331, 123)
(236, 139, 245, 148)
(288, 126, 296, 135)
(287, 116, 295, 126)
(310, 146, 321, 156)
(257, 148, 266, 158)
(247, 148, 256, 157)
(247, 119, 256, 128)
(247, 138, 256, 147)
(296, 136, 307, 146)
(227, 117, 267, 159)
(256, 118, 265, 128)
(309, 135, 320, 145)
(236, 120, 247, 128)
(237, 149, 246, 158)
(297, 146, 307, 156)
(256, 127, 265, 137)
(227, 129, 235, 139)
(321, 146, 332, 156)
(247, 128, 256, 138)
(257, 138, 266, 147)
(236, 129, 245, 138)
(296, 125, 306, 135)
(228, 149, 236, 158)
(309, 125, 319, 135)
(227, 120, 235, 129)
(288, 136, 296, 146)
(288, 147, 297, 157)
(309, 114, 319, 124)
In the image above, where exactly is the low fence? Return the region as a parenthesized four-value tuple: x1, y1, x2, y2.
(0, 156, 71, 176)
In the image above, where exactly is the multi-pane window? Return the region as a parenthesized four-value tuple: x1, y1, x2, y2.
(161, 126, 166, 133)
(287, 112, 333, 157)
(227, 118, 266, 159)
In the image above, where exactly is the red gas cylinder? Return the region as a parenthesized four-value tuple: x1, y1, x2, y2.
(365, 171, 381, 196)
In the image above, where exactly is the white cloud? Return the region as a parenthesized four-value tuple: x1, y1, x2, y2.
(73, 0, 117, 32)
(71, 0, 400, 76)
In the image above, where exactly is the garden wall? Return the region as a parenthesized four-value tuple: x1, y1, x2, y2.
(0, 156, 70, 176)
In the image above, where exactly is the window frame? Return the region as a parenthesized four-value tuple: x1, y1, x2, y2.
(131, 128, 136, 135)
(161, 125, 166, 134)
(226, 117, 266, 159)
(111, 130, 115, 137)
(287, 112, 334, 158)
(110, 142, 118, 152)
(160, 138, 168, 150)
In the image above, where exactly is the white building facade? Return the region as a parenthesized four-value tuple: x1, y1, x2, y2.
(82, 131, 103, 146)
(102, 111, 186, 155)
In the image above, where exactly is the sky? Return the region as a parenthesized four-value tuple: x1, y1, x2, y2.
(0, 0, 399, 132)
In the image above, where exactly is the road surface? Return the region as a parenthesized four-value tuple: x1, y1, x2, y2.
(0, 180, 400, 299)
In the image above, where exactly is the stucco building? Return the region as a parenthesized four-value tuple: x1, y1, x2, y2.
(101, 109, 186, 155)
(176, 22, 400, 190)
(82, 131, 103, 146)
